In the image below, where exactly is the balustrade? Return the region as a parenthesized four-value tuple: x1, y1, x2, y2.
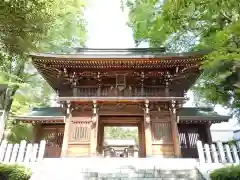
(73, 86, 182, 97)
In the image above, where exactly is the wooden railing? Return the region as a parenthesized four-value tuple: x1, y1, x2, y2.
(197, 140, 240, 163)
(0, 140, 46, 163)
(73, 86, 182, 97)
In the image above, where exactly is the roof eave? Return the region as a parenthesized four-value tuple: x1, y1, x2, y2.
(58, 96, 188, 102)
(29, 50, 210, 59)
(12, 115, 66, 121)
(178, 116, 230, 122)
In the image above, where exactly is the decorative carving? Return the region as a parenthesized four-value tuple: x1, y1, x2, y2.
(145, 99, 149, 115)
(92, 100, 98, 124)
(144, 100, 150, 124)
(116, 103, 126, 109)
(140, 72, 144, 88)
(66, 101, 71, 115)
(145, 115, 151, 124)
(91, 116, 97, 124)
(69, 120, 91, 142)
(164, 71, 172, 96)
(116, 74, 126, 91)
(93, 100, 97, 115)
(170, 100, 176, 114)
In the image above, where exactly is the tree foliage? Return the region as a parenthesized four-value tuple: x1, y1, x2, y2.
(0, 0, 53, 54)
(105, 127, 138, 142)
(0, 0, 86, 114)
(127, 0, 240, 116)
(0, 0, 87, 142)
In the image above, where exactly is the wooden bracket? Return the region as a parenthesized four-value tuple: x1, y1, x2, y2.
(66, 101, 71, 115)
(92, 100, 98, 124)
(170, 100, 176, 114)
(144, 100, 150, 124)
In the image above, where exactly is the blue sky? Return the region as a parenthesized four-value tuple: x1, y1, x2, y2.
(84, 0, 236, 130)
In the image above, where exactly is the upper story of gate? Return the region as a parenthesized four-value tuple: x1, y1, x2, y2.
(30, 48, 208, 103)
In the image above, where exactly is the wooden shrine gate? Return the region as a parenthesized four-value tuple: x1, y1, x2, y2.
(41, 124, 64, 158)
(178, 124, 208, 158)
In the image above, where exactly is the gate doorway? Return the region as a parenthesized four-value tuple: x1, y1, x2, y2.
(96, 116, 146, 157)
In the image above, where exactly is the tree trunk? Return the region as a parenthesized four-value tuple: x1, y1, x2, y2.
(1, 59, 26, 138)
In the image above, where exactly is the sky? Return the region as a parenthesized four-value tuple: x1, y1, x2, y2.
(84, 0, 237, 130)
(85, 0, 135, 48)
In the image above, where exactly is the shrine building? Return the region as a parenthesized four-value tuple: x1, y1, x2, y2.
(13, 48, 230, 158)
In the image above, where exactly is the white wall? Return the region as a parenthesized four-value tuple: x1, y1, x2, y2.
(210, 122, 234, 141)
(211, 130, 234, 142)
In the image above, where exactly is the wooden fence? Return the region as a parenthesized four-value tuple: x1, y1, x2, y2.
(0, 110, 6, 141)
(0, 140, 46, 163)
(197, 140, 240, 163)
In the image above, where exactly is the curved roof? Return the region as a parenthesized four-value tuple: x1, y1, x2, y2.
(177, 107, 230, 123)
(12, 107, 65, 123)
(30, 48, 209, 59)
(30, 49, 208, 92)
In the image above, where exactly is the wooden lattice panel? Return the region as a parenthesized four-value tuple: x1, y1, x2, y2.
(151, 122, 172, 142)
(178, 124, 204, 158)
(69, 117, 91, 142)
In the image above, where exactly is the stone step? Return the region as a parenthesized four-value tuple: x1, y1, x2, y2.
(30, 158, 205, 180)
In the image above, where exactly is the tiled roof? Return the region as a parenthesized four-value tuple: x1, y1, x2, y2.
(12, 107, 65, 122)
(12, 107, 230, 123)
(23, 107, 65, 117)
(177, 107, 219, 116)
(177, 107, 230, 122)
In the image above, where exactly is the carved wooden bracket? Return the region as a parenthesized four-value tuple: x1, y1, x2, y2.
(66, 101, 72, 115)
(92, 100, 98, 124)
(145, 114, 151, 124)
(91, 116, 97, 124)
(170, 100, 176, 114)
(144, 100, 151, 124)
(145, 99, 149, 114)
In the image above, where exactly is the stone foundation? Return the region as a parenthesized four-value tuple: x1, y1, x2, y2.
(30, 158, 206, 180)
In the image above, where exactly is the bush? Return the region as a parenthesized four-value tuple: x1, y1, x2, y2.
(210, 165, 240, 180)
(0, 164, 32, 180)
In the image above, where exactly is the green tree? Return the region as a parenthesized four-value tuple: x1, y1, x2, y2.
(127, 0, 240, 116)
(0, 0, 86, 114)
(105, 127, 138, 142)
(0, 0, 87, 142)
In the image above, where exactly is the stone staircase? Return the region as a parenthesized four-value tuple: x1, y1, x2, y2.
(30, 158, 205, 180)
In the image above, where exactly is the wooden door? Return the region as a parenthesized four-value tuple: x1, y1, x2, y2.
(178, 124, 207, 158)
(41, 125, 64, 158)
